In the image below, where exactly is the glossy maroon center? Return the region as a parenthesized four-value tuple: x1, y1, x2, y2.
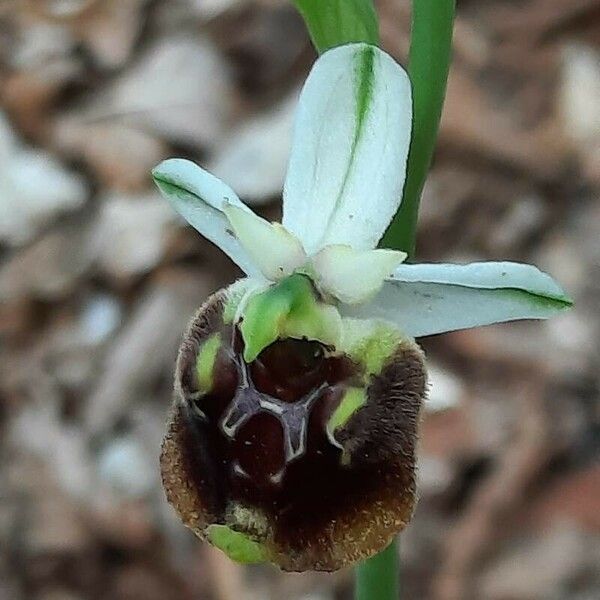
(188, 330, 360, 505)
(250, 339, 329, 402)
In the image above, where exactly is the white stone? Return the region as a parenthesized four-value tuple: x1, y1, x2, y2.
(489, 194, 547, 251)
(0, 223, 94, 302)
(0, 113, 87, 246)
(560, 43, 600, 149)
(425, 363, 464, 413)
(10, 401, 96, 501)
(90, 192, 176, 277)
(417, 456, 453, 495)
(11, 23, 76, 69)
(76, 0, 149, 69)
(34, 0, 96, 18)
(480, 524, 594, 600)
(189, 0, 247, 19)
(85, 36, 233, 147)
(79, 294, 123, 344)
(98, 436, 155, 498)
(209, 94, 297, 205)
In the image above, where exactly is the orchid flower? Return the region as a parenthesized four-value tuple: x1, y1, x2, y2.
(153, 43, 571, 572)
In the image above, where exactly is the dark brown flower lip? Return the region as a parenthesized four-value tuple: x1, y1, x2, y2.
(161, 285, 427, 571)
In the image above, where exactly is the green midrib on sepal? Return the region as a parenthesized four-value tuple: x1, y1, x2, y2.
(385, 280, 574, 312)
(320, 44, 376, 246)
(500, 286, 573, 310)
(355, 45, 376, 135)
(152, 174, 200, 203)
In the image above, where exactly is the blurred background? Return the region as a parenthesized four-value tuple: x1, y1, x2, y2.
(0, 0, 599, 599)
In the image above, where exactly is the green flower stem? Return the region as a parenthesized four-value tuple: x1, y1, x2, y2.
(382, 0, 456, 256)
(355, 540, 399, 600)
(360, 3, 455, 599)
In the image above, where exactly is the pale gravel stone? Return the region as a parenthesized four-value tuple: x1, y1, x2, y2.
(209, 94, 297, 205)
(90, 192, 176, 278)
(78, 35, 234, 147)
(98, 436, 156, 497)
(425, 362, 465, 413)
(0, 113, 87, 247)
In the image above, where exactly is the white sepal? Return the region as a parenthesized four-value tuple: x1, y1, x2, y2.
(282, 43, 412, 254)
(152, 158, 261, 276)
(390, 262, 569, 299)
(342, 261, 572, 337)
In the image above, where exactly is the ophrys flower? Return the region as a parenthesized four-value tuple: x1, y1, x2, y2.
(153, 43, 571, 572)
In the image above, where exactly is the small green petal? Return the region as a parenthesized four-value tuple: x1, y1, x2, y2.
(311, 245, 406, 304)
(207, 525, 268, 564)
(195, 333, 221, 393)
(223, 204, 306, 281)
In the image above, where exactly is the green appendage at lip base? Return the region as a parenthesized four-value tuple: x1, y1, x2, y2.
(239, 273, 341, 363)
(340, 320, 403, 381)
(207, 525, 268, 564)
(196, 333, 222, 393)
(328, 387, 367, 436)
